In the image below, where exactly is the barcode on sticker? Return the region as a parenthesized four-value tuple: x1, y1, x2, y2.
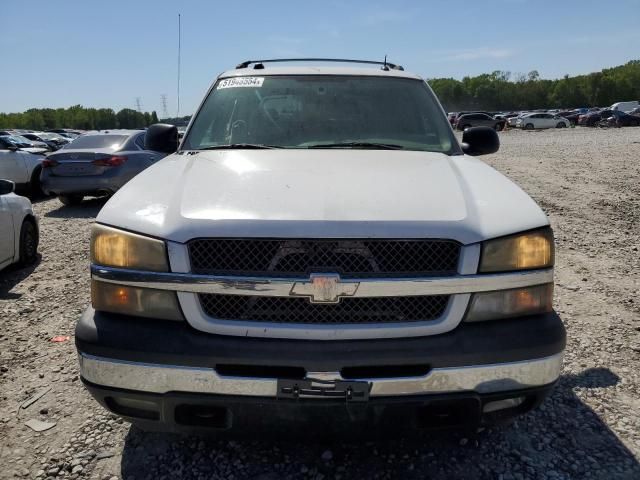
(217, 77, 265, 89)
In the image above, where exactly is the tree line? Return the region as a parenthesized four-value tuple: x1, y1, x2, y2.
(429, 60, 640, 112)
(0, 105, 160, 131)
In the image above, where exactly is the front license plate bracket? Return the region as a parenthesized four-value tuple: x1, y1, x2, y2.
(277, 378, 371, 402)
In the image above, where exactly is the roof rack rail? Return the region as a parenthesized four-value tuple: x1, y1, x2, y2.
(235, 58, 404, 71)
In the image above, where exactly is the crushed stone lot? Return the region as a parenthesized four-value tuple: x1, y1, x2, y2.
(1, 127, 639, 479)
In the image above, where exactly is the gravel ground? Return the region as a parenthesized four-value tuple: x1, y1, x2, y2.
(1, 127, 639, 479)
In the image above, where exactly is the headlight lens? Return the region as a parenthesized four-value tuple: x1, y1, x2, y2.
(91, 224, 168, 272)
(91, 281, 184, 321)
(464, 284, 553, 322)
(480, 228, 554, 273)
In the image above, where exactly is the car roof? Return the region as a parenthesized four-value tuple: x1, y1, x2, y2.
(218, 66, 422, 80)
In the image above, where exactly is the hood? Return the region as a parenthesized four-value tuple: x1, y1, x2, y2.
(20, 147, 48, 155)
(97, 150, 548, 245)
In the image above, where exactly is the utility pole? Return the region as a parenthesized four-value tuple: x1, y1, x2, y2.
(135, 97, 143, 113)
(161, 94, 169, 119)
(177, 13, 181, 118)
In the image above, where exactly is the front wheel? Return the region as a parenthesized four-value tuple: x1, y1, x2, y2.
(18, 219, 39, 266)
(524, 123, 534, 130)
(59, 194, 84, 206)
(28, 166, 44, 198)
(494, 123, 504, 131)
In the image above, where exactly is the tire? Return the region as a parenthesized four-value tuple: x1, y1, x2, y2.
(59, 194, 84, 206)
(18, 218, 39, 266)
(524, 123, 534, 130)
(494, 123, 504, 131)
(556, 122, 566, 128)
(28, 166, 43, 198)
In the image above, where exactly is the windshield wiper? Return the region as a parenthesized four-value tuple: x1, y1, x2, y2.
(306, 142, 404, 150)
(197, 143, 283, 150)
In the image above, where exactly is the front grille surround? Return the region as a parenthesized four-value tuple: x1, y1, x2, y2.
(188, 238, 461, 278)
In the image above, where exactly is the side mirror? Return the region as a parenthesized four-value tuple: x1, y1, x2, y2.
(461, 126, 499, 156)
(0, 179, 15, 195)
(145, 124, 179, 153)
(7, 145, 20, 152)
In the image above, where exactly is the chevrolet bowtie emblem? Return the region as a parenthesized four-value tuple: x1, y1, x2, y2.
(290, 274, 360, 304)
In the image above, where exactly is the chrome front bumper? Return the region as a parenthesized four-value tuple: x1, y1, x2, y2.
(79, 352, 563, 398)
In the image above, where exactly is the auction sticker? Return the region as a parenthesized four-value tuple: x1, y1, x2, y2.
(217, 77, 265, 89)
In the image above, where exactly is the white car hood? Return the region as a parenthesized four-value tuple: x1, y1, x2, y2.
(97, 150, 548, 245)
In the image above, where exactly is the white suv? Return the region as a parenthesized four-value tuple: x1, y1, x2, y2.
(76, 59, 564, 434)
(516, 113, 570, 130)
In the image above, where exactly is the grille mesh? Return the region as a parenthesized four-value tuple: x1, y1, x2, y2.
(188, 239, 460, 277)
(198, 294, 449, 324)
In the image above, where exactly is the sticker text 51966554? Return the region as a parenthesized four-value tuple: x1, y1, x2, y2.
(217, 77, 265, 89)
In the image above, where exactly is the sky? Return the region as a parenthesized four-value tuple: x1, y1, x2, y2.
(2, 0, 639, 116)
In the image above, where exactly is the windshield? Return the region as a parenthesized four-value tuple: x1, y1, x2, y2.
(183, 75, 458, 153)
(64, 134, 128, 150)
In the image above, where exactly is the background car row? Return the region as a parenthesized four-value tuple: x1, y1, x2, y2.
(448, 100, 640, 130)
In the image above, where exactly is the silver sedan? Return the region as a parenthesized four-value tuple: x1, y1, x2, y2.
(40, 130, 169, 205)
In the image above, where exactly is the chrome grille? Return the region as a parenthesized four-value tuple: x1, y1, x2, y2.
(188, 239, 461, 278)
(198, 294, 449, 324)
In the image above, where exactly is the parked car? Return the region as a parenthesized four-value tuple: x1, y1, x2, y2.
(75, 58, 564, 434)
(455, 112, 505, 131)
(609, 110, 640, 127)
(578, 109, 614, 127)
(516, 113, 570, 129)
(0, 179, 39, 271)
(1, 134, 50, 150)
(507, 113, 526, 128)
(21, 132, 69, 151)
(0, 136, 48, 196)
(610, 101, 639, 113)
(556, 110, 581, 126)
(41, 130, 169, 205)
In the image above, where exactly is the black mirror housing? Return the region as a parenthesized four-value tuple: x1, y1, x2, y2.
(0, 179, 15, 195)
(461, 126, 500, 156)
(145, 124, 179, 153)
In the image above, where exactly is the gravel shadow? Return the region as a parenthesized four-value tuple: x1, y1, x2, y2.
(43, 197, 108, 219)
(118, 368, 640, 479)
(0, 256, 42, 298)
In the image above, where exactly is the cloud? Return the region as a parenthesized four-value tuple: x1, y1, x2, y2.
(436, 47, 516, 62)
(361, 9, 416, 26)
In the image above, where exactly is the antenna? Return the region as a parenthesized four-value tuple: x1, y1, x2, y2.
(176, 13, 181, 118)
(135, 97, 143, 112)
(161, 94, 169, 119)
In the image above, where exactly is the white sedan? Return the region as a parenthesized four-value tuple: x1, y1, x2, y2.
(516, 113, 570, 130)
(0, 136, 47, 196)
(0, 180, 39, 271)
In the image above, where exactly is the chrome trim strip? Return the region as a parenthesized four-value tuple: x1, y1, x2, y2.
(91, 265, 553, 298)
(79, 352, 563, 397)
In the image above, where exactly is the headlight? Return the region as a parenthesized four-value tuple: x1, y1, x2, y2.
(479, 228, 554, 273)
(91, 224, 168, 272)
(464, 284, 553, 322)
(91, 280, 183, 321)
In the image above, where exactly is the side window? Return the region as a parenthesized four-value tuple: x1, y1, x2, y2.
(134, 134, 146, 149)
